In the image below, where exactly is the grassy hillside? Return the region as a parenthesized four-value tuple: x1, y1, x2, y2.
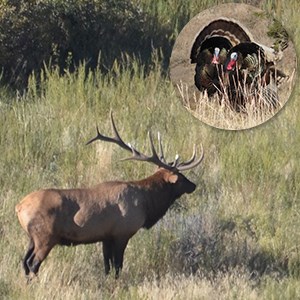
(0, 0, 299, 299)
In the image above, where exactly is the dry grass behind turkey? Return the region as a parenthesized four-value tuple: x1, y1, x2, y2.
(178, 71, 291, 130)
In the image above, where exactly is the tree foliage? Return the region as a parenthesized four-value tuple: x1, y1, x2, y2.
(0, 0, 175, 89)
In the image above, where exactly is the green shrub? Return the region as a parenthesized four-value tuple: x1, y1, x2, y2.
(0, 0, 177, 89)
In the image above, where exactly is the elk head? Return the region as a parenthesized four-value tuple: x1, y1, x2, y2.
(86, 112, 204, 195)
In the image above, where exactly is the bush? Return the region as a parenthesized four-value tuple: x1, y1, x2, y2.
(0, 0, 175, 89)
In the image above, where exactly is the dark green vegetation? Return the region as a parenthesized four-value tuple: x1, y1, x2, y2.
(0, 0, 299, 299)
(0, 0, 194, 89)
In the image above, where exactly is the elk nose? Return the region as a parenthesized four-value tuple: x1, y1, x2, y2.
(187, 182, 196, 194)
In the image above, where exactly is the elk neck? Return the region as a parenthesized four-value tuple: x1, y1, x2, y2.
(131, 169, 182, 229)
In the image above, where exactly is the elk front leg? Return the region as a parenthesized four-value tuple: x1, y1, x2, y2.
(112, 239, 129, 279)
(102, 240, 113, 275)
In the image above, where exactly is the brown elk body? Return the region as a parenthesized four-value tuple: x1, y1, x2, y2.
(16, 113, 203, 279)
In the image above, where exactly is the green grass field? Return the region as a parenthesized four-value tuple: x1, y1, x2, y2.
(0, 0, 299, 299)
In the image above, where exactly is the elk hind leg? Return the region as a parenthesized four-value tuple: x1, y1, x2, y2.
(30, 245, 54, 275)
(27, 236, 56, 276)
(23, 238, 34, 276)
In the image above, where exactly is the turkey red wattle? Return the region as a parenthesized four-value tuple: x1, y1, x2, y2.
(226, 52, 238, 71)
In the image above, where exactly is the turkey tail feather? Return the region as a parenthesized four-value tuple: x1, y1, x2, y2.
(191, 18, 253, 63)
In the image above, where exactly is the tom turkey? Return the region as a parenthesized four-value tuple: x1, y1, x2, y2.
(192, 19, 253, 96)
(194, 38, 231, 95)
(224, 42, 285, 109)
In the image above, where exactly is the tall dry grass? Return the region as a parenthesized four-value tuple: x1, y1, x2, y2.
(179, 63, 291, 130)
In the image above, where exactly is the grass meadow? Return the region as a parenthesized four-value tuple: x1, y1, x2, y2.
(0, 0, 300, 299)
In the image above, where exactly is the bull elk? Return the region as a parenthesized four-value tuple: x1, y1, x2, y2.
(16, 113, 204, 279)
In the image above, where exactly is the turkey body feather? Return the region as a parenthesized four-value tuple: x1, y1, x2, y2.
(223, 42, 284, 110)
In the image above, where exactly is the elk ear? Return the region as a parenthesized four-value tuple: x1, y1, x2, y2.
(168, 174, 178, 184)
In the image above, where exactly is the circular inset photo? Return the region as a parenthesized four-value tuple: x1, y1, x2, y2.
(170, 3, 297, 130)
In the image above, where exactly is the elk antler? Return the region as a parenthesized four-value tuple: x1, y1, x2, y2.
(86, 112, 204, 172)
